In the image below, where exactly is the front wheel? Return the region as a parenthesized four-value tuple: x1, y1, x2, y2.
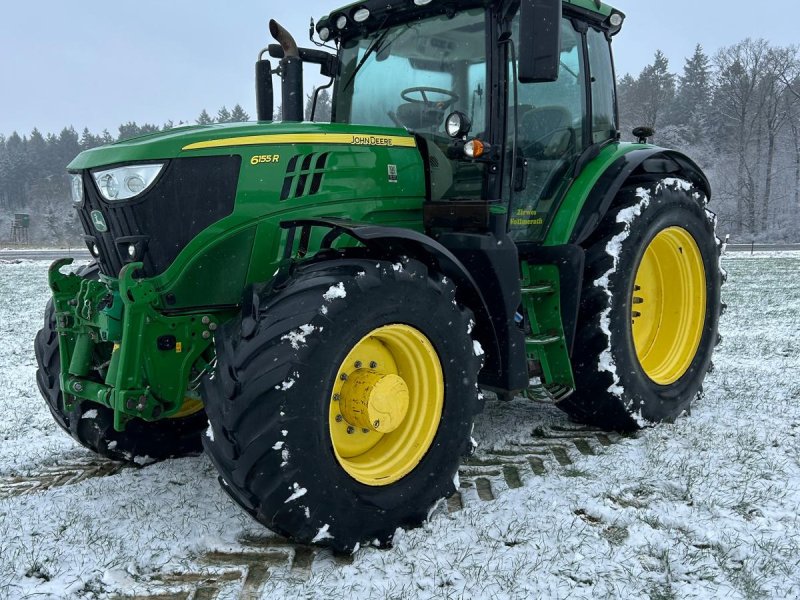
(560, 177, 723, 430)
(202, 258, 482, 552)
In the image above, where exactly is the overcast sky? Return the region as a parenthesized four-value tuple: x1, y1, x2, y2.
(1, 0, 798, 137)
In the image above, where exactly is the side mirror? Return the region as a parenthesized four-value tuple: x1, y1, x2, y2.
(518, 0, 562, 84)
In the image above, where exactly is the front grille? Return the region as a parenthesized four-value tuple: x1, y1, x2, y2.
(78, 156, 241, 277)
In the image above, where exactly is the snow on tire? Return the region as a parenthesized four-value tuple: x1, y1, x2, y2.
(202, 257, 482, 553)
(560, 178, 723, 430)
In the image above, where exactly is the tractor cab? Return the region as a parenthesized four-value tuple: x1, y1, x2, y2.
(301, 0, 626, 242)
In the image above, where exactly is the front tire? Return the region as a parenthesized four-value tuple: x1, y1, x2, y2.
(560, 177, 722, 430)
(202, 258, 481, 552)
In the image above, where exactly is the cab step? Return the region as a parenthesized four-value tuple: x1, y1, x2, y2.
(526, 333, 562, 346)
(525, 383, 574, 404)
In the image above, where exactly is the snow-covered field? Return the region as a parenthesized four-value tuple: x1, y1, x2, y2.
(0, 253, 798, 599)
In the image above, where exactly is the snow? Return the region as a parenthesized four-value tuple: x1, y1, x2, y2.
(392, 262, 403, 272)
(311, 524, 333, 543)
(280, 324, 318, 350)
(323, 282, 346, 301)
(1, 255, 800, 598)
(285, 483, 307, 504)
(276, 378, 295, 391)
(81, 409, 98, 420)
(473, 341, 484, 356)
(593, 183, 655, 405)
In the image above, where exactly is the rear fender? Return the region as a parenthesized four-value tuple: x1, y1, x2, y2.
(567, 147, 711, 246)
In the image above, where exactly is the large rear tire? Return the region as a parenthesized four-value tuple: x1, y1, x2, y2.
(202, 258, 482, 552)
(559, 177, 722, 430)
(34, 262, 207, 464)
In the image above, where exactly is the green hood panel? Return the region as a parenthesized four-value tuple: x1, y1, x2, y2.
(67, 122, 417, 170)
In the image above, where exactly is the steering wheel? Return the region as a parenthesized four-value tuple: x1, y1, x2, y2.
(400, 87, 459, 110)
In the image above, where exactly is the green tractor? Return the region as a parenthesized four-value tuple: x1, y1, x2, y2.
(36, 0, 722, 552)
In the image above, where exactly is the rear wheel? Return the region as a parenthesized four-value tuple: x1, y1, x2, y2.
(560, 178, 722, 430)
(34, 262, 207, 463)
(202, 258, 481, 552)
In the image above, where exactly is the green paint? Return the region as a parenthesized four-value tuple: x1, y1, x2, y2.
(544, 142, 649, 246)
(520, 262, 575, 391)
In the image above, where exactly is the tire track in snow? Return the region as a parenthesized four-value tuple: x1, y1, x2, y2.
(0, 426, 622, 598)
(0, 457, 127, 498)
(107, 426, 623, 599)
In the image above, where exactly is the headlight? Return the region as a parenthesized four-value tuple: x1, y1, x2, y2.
(92, 163, 164, 201)
(70, 174, 84, 204)
(445, 111, 472, 138)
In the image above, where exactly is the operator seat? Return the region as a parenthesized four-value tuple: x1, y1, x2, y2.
(520, 105, 573, 158)
(519, 105, 575, 203)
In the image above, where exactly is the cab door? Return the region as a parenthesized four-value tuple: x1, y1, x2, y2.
(506, 13, 589, 243)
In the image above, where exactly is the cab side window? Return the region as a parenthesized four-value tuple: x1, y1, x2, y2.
(587, 27, 617, 143)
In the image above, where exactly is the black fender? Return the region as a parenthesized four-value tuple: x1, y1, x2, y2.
(278, 218, 529, 392)
(570, 148, 711, 246)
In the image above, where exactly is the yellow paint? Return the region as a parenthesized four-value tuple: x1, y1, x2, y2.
(182, 133, 417, 151)
(340, 370, 410, 434)
(169, 395, 204, 419)
(632, 227, 706, 385)
(175, 342, 182, 353)
(329, 324, 443, 486)
(250, 154, 281, 166)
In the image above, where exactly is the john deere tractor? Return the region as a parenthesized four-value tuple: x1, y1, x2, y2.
(36, 0, 722, 551)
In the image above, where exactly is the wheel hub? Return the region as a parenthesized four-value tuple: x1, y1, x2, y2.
(328, 324, 444, 486)
(340, 370, 409, 433)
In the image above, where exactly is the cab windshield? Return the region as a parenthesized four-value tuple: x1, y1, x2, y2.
(333, 8, 487, 200)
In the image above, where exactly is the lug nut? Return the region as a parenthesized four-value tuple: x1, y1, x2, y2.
(202, 330, 211, 339)
(373, 420, 381, 429)
(336, 414, 344, 422)
(346, 426, 355, 434)
(354, 361, 362, 368)
(370, 361, 377, 369)
(201, 316, 210, 325)
(340, 373, 348, 381)
(209, 322, 218, 331)
(362, 428, 370, 434)
(333, 393, 340, 401)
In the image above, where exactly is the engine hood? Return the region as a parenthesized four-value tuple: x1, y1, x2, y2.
(68, 122, 417, 171)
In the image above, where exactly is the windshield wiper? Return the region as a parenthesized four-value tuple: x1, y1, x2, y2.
(342, 26, 391, 93)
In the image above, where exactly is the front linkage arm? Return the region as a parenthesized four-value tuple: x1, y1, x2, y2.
(48, 260, 218, 431)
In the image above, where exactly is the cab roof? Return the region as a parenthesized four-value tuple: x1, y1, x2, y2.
(322, 0, 615, 25)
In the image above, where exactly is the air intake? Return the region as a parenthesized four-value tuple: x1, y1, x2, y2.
(280, 152, 330, 201)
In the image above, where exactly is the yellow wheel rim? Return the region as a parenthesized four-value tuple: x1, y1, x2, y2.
(169, 393, 204, 419)
(328, 324, 444, 486)
(632, 227, 706, 385)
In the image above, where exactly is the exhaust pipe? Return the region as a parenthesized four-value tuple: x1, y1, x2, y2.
(269, 19, 299, 58)
(269, 19, 303, 122)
